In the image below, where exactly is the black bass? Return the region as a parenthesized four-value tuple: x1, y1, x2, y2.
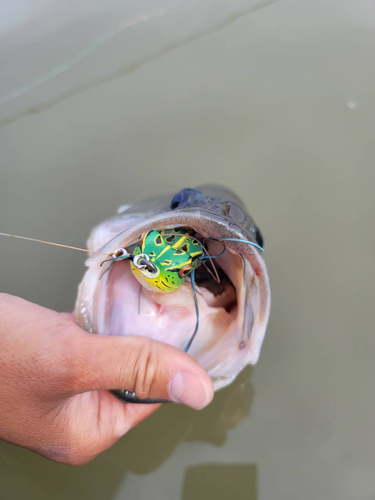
(75, 185, 270, 400)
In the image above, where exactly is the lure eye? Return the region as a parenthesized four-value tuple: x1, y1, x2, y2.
(133, 254, 160, 278)
(171, 188, 202, 209)
(251, 227, 264, 248)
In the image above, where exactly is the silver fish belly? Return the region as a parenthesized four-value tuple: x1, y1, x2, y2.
(75, 185, 271, 392)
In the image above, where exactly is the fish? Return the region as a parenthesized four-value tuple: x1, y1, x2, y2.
(75, 185, 271, 402)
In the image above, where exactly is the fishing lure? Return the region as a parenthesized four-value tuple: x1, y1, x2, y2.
(130, 228, 203, 292)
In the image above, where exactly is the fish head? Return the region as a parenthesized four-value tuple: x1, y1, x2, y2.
(76, 186, 270, 392)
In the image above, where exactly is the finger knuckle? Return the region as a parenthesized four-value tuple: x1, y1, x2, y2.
(132, 339, 159, 399)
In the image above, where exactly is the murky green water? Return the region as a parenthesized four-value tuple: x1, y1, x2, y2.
(1, 0, 375, 498)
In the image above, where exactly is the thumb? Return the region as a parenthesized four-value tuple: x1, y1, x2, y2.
(71, 333, 214, 410)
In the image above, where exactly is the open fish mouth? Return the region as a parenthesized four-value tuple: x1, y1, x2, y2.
(75, 186, 270, 400)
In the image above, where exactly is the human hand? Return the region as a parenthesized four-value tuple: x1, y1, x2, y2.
(0, 294, 213, 465)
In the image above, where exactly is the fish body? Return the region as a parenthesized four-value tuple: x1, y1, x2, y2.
(76, 185, 270, 392)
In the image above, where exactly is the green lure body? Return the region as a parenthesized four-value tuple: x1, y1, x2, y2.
(130, 228, 203, 293)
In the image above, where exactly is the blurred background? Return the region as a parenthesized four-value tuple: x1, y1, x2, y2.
(1, 0, 375, 498)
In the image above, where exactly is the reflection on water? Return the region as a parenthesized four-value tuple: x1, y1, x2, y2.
(181, 463, 257, 500)
(184, 366, 254, 447)
(118, 366, 254, 474)
(0, 366, 253, 500)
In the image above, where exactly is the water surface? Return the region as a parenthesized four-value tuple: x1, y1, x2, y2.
(1, 0, 375, 498)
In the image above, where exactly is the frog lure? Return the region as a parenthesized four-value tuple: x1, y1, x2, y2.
(102, 228, 204, 293)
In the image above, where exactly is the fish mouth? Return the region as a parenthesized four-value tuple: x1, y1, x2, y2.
(98, 235, 239, 348)
(76, 216, 270, 397)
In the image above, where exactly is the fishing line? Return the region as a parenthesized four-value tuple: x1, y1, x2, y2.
(200, 239, 226, 260)
(199, 237, 223, 282)
(99, 260, 115, 283)
(199, 240, 226, 283)
(183, 267, 199, 353)
(0, 232, 108, 256)
(201, 261, 220, 283)
(200, 240, 221, 283)
(186, 279, 204, 298)
(216, 237, 264, 252)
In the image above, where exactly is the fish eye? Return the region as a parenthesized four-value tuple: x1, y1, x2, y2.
(251, 226, 264, 248)
(170, 188, 202, 209)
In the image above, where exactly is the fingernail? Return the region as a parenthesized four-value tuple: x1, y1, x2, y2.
(169, 371, 212, 409)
